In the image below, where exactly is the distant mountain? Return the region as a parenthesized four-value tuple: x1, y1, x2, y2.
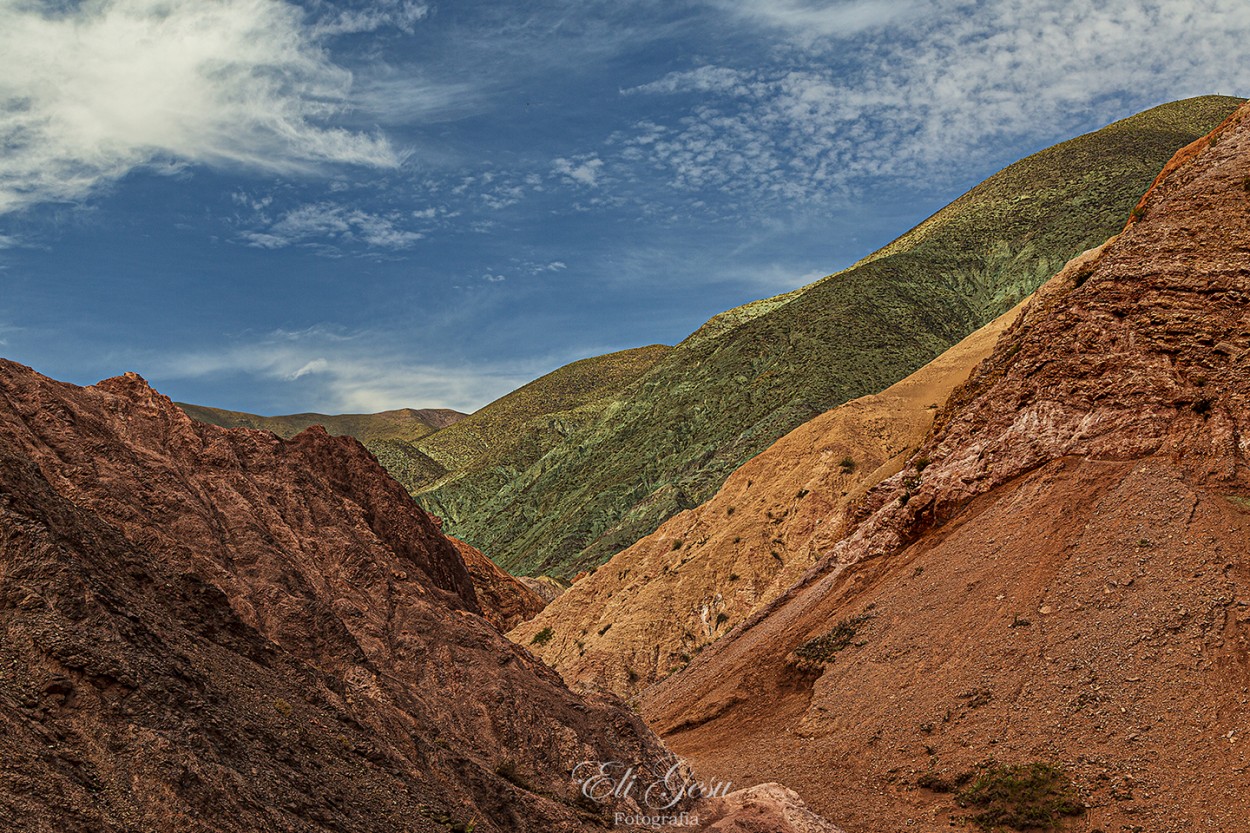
(641, 101, 1250, 833)
(377, 344, 672, 522)
(177, 402, 464, 443)
(416, 95, 1244, 579)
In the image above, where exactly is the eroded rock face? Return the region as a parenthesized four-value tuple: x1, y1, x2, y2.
(642, 103, 1250, 833)
(448, 533, 547, 631)
(0, 361, 672, 832)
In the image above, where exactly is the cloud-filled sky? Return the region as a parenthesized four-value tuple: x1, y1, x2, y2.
(1, 0, 1247, 413)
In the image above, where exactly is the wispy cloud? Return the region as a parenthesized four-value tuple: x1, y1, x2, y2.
(711, 0, 922, 43)
(0, 0, 403, 214)
(238, 201, 424, 251)
(308, 0, 431, 37)
(614, 0, 1250, 207)
(145, 326, 544, 413)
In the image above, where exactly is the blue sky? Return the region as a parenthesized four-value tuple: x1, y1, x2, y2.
(1, 0, 1248, 414)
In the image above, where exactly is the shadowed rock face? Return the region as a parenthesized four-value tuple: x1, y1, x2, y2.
(0, 361, 673, 832)
(446, 531, 548, 631)
(641, 103, 1250, 833)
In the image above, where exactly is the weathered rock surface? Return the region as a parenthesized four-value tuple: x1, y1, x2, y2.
(699, 784, 847, 833)
(449, 532, 547, 631)
(0, 361, 673, 832)
(511, 300, 1027, 694)
(519, 576, 569, 605)
(642, 103, 1250, 833)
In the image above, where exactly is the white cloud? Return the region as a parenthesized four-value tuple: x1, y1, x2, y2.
(309, 0, 430, 37)
(714, 0, 926, 43)
(553, 156, 605, 188)
(619, 0, 1250, 206)
(0, 0, 402, 214)
(148, 326, 535, 413)
(285, 358, 329, 380)
(240, 202, 424, 250)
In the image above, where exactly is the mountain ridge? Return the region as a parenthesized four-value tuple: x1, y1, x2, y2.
(424, 95, 1244, 578)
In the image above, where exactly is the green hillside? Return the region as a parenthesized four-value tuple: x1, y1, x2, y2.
(178, 403, 464, 443)
(378, 345, 672, 519)
(411, 96, 1244, 578)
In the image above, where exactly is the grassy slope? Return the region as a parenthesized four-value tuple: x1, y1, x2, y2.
(382, 345, 672, 521)
(177, 403, 464, 443)
(420, 96, 1242, 578)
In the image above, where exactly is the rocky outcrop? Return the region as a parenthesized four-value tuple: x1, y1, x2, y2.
(510, 301, 1027, 694)
(0, 361, 673, 832)
(641, 103, 1250, 833)
(448, 533, 547, 631)
(519, 576, 569, 605)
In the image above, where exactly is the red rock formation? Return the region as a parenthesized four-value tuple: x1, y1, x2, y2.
(643, 103, 1250, 833)
(0, 361, 673, 831)
(448, 534, 547, 631)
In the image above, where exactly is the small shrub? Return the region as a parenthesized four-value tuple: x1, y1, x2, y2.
(1192, 397, 1212, 416)
(838, 456, 856, 473)
(715, 612, 729, 627)
(792, 612, 875, 665)
(671, 539, 684, 550)
(530, 627, 554, 646)
(598, 623, 611, 636)
(726, 506, 735, 516)
(956, 761, 1085, 831)
(273, 698, 293, 717)
(728, 573, 740, 581)
(914, 457, 931, 472)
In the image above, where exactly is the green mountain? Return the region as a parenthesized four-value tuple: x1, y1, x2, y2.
(177, 403, 464, 443)
(401, 96, 1243, 578)
(375, 344, 672, 518)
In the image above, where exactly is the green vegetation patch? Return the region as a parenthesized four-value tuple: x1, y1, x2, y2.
(529, 627, 554, 647)
(792, 612, 875, 664)
(956, 762, 1085, 831)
